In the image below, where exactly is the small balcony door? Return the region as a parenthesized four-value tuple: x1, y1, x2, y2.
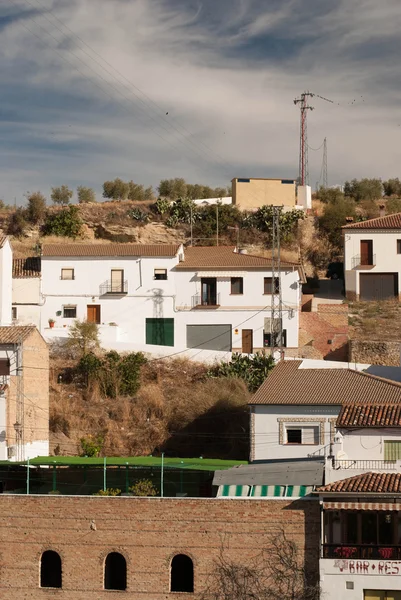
(201, 278, 217, 306)
(360, 240, 373, 266)
(111, 269, 124, 293)
(242, 329, 253, 354)
(87, 305, 101, 324)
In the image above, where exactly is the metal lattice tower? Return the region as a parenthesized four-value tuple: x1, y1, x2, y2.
(323, 137, 328, 188)
(270, 207, 283, 355)
(294, 91, 314, 186)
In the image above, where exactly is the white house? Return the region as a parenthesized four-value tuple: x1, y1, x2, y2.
(0, 236, 12, 326)
(40, 243, 303, 360)
(249, 358, 401, 463)
(343, 212, 401, 301)
(12, 257, 41, 328)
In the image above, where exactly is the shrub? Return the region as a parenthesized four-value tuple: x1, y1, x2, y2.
(101, 351, 147, 398)
(318, 197, 356, 248)
(129, 479, 158, 496)
(42, 205, 83, 238)
(126, 208, 150, 222)
(26, 191, 46, 224)
(208, 352, 275, 392)
(7, 208, 28, 237)
(67, 320, 100, 357)
(386, 198, 401, 215)
(154, 197, 170, 215)
(94, 488, 121, 496)
(80, 434, 104, 457)
(78, 352, 102, 377)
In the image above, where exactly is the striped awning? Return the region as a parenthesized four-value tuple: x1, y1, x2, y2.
(323, 501, 401, 511)
(196, 272, 247, 278)
(218, 485, 313, 498)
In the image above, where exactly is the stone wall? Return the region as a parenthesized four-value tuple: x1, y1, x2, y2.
(349, 340, 401, 366)
(0, 495, 320, 599)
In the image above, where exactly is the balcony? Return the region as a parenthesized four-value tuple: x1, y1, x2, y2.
(351, 254, 376, 269)
(323, 544, 401, 560)
(333, 459, 397, 471)
(100, 280, 128, 295)
(192, 293, 220, 309)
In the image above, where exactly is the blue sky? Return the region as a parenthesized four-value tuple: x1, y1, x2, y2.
(1, 0, 401, 203)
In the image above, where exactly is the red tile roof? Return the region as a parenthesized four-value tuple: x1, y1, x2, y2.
(250, 361, 401, 405)
(342, 213, 401, 229)
(175, 246, 298, 269)
(0, 326, 37, 344)
(318, 472, 401, 494)
(337, 402, 401, 428)
(13, 257, 41, 278)
(42, 244, 181, 257)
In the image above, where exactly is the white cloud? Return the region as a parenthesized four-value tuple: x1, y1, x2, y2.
(0, 0, 401, 202)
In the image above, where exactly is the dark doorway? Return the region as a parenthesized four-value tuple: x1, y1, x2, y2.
(171, 554, 194, 593)
(201, 278, 217, 306)
(40, 550, 62, 588)
(360, 240, 373, 266)
(104, 552, 127, 591)
(242, 329, 253, 354)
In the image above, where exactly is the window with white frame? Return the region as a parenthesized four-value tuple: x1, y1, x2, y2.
(285, 425, 319, 445)
(63, 305, 77, 318)
(61, 268, 74, 280)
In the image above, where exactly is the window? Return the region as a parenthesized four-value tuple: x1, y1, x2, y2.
(231, 277, 243, 295)
(285, 425, 319, 445)
(384, 441, 401, 461)
(61, 268, 74, 280)
(171, 554, 194, 593)
(397, 240, 401, 254)
(40, 550, 62, 588)
(146, 318, 174, 346)
(104, 552, 127, 591)
(264, 277, 280, 294)
(12, 307, 17, 320)
(63, 305, 77, 318)
(0, 359, 10, 376)
(263, 330, 287, 348)
(154, 268, 167, 280)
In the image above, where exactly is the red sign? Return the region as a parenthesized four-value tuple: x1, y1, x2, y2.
(334, 560, 401, 575)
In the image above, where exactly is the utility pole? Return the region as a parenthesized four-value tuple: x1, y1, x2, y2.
(294, 91, 314, 186)
(323, 137, 328, 189)
(270, 207, 283, 356)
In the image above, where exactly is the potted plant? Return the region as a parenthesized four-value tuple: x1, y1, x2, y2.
(48, 318, 55, 329)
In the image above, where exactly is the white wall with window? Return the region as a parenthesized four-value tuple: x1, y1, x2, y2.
(251, 404, 340, 462)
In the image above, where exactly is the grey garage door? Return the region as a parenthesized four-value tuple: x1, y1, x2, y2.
(360, 273, 398, 301)
(187, 324, 232, 351)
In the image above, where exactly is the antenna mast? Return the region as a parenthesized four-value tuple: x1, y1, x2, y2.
(294, 91, 314, 186)
(323, 137, 328, 188)
(270, 207, 283, 356)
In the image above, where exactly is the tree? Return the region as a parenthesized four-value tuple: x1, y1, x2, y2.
(77, 186, 96, 204)
(7, 208, 28, 237)
(318, 197, 356, 248)
(26, 191, 46, 224)
(387, 198, 401, 214)
(103, 178, 130, 201)
(343, 178, 383, 202)
(201, 529, 320, 600)
(51, 185, 73, 205)
(158, 178, 187, 200)
(42, 205, 83, 238)
(316, 186, 344, 204)
(383, 178, 401, 197)
(67, 319, 100, 356)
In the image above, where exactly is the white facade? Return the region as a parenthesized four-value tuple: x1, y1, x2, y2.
(0, 239, 12, 325)
(297, 185, 312, 210)
(12, 277, 41, 328)
(344, 226, 401, 300)
(40, 246, 302, 360)
(193, 197, 232, 206)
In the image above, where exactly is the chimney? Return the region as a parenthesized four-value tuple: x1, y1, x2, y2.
(238, 248, 247, 255)
(345, 217, 354, 223)
(379, 203, 385, 218)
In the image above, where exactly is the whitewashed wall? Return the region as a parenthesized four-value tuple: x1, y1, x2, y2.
(0, 241, 12, 325)
(321, 560, 401, 600)
(12, 278, 41, 327)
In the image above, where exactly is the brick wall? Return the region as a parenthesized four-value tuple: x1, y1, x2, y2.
(297, 304, 349, 361)
(0, 495, 320, 599)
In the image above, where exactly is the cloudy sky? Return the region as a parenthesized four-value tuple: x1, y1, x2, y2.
(1, 0, 400, 203)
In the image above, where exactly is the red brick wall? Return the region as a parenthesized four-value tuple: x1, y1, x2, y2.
(0, 495, 320, 599)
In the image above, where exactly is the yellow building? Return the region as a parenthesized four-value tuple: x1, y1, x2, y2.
(232, 177, 296, 210)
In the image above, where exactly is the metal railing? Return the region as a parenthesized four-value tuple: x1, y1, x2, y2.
(192, 293, 220, 308)
(307, 443, 332, 458)
(333, 459, 397, 471)
(100, 280, 128, 295)
(323, 544, 401, 560)
(351, 254, 376, 269)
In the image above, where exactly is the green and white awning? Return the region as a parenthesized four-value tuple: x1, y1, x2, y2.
(217, 484, 313, 498)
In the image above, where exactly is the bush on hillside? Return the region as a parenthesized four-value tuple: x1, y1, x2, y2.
(318, 197, 356, 248)
(207, 352, 275, 392)
(7, 208, 28, 237)
(26, 191, 46, 224)
(42, 205, 83, 238)
(67, 320, 100, 357)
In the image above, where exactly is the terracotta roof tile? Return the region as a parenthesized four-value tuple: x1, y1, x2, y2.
(175, 246, 298, 269)
(342, 213, 401, 230)
(13, 257, 41, 278)
(318, 472, 401, 494)
(0, 326, 37, 344)
(0, 236, 8, 248)
(337, 402, 401, 427)
(42, 244, 181, 258)
(250, 361, 401, 406)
